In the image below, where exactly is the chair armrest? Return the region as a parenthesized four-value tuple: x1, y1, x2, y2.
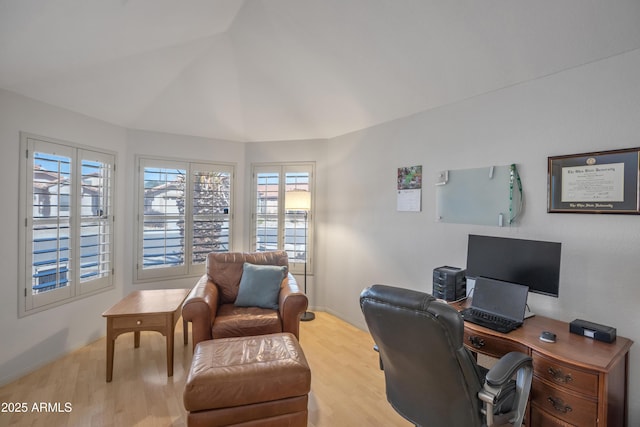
(278, 273, 308, 339)
(485, 351, 532, 387)
(182, 274, 219, 349)
(479, 351, 533, 427)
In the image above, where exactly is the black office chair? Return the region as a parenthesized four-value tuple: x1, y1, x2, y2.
(360, 284, 533, 427)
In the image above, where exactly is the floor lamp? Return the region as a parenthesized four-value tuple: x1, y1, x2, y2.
(285, 190, 314, 321)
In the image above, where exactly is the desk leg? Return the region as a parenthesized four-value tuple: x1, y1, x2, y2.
(106, 320, 114, 382)
(134, 331, 140, 348)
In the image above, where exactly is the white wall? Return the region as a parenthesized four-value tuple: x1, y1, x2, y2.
(321, 48, 640, 424)
(0, 92, 246, 386)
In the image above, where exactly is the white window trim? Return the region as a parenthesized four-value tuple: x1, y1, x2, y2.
(18, 132, 116, 317)
(134, 155, 235, 283)
(251, 162, 315, 275)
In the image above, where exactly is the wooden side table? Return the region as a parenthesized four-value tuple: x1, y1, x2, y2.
(102, 288, 190, 382)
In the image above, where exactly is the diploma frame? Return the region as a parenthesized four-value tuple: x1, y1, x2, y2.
(548, 147, 640, 214)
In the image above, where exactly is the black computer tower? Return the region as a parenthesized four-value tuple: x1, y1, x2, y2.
(432, 266, 466, 301)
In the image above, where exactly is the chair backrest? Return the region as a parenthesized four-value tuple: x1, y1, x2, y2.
(360, 284, 485, 427)
(207, 251, 289, 304)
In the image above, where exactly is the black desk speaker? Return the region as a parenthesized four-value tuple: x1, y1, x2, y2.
(569, 319, 616, 343)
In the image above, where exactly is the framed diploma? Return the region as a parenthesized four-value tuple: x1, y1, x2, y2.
(548, 147, 640, 214)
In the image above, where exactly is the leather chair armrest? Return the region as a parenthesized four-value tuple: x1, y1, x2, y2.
(278, 273, 308, 340)
(182, 274, 220, 349)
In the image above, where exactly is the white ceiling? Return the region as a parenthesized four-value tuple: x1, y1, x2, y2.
(2, 0, 640, 142)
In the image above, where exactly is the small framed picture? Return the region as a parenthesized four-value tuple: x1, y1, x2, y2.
(548, 147, 640, 214)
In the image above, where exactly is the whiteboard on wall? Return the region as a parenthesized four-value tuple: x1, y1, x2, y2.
(435, 165, 522, 226)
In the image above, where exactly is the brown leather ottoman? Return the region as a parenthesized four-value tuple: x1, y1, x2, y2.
(183, 332, 311, 427)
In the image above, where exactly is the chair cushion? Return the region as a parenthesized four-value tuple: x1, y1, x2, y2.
(212, 304, 282, 338)
(235, 262, 287, 309)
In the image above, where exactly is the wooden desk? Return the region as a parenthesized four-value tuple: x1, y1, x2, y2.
(102, 289, 190, 382)
(452, 301, 633, 426)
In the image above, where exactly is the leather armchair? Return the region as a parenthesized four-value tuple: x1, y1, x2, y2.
(360, 284, 533, 427)
(182, 251, 308, 349)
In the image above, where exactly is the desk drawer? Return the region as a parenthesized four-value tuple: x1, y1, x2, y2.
(530, 404, 582, 427)
(531, 378, 597, 427)
(463, 329, 528, 358)
(112, 315, 166, 329)
(532, 351, 598, 397)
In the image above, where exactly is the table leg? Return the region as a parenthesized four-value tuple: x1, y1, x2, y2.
(106, 321, 114, 382)
(167, 316, 175, 377)
(183, 318, 188, 346)
(134, 331, 141, 348)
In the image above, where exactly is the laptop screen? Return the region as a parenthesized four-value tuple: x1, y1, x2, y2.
(472, 277, 529, 322)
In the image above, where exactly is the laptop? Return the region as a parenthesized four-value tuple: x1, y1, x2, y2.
(460, 277, 529, 333)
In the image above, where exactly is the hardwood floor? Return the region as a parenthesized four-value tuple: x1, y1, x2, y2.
(0, 312, 411, 427)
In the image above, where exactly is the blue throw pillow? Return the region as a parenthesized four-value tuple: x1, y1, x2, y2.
(235, 262, 287, 309)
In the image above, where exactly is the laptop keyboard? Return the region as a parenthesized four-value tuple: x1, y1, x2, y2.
(461, 308, 521, 333)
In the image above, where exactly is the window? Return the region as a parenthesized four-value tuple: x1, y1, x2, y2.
(135, 157, 233, 282)
(19, 134, 115, 315)
(251, 163, 314, 275)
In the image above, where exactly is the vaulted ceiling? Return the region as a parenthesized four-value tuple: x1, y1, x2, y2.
(2, 0, 640, 142)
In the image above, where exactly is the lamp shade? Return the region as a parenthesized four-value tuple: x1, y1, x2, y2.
(285, 190, 311, 211)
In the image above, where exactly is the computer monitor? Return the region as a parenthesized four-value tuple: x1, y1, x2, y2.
(466, 234, 562, 297)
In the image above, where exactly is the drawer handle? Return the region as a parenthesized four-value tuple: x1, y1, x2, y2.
(469, 336, 485, 349)
(548, 367, 573, 383)
(547, 396, 573, 414)
(136, 320, 142, 325)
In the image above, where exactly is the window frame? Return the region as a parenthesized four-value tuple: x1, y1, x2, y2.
(18, 133, 116, 317)
(134, 155, 235, 283)
(251, 162, 315, 275)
